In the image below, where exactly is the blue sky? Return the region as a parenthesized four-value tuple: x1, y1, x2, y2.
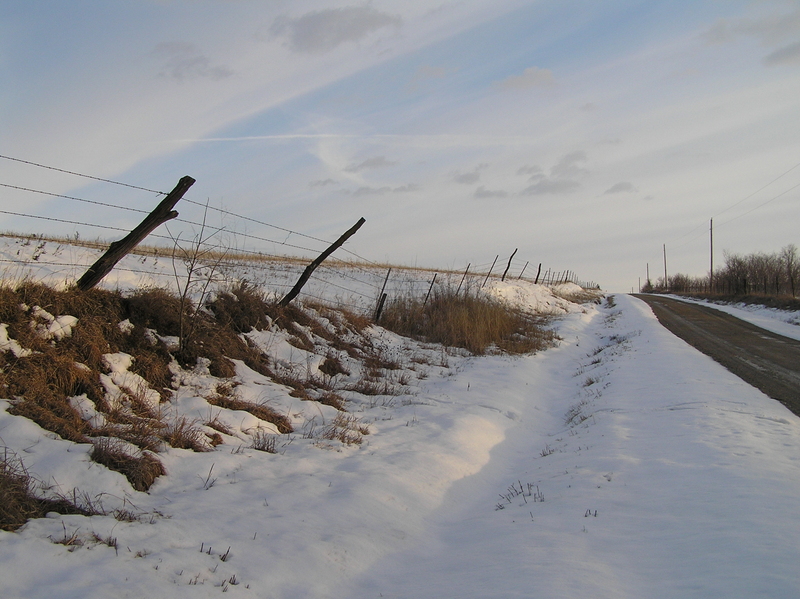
(2, 0, 799, 291)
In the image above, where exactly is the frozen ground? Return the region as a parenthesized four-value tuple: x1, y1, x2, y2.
(1, 238, 799, 598)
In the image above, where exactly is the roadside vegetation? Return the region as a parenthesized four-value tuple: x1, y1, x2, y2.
(642, 244, 800, 309)
(0, 274, 569, 531)
(380, 285, 557, 354)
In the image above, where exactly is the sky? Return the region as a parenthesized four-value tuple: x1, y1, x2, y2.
(1, 0, 800, 292)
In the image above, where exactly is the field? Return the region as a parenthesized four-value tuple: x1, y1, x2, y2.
(1, 236, 799, 598)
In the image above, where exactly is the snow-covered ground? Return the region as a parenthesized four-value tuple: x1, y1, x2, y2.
(1, 237, 799, 598)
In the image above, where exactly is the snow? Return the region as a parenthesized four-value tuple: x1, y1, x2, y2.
(1, 237, 799, 597)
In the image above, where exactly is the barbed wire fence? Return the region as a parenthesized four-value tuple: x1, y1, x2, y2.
(0, 154, 599, 316)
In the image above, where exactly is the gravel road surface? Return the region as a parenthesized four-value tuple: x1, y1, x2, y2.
(633, 294, 800, 417)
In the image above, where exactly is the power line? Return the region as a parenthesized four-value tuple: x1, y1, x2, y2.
(0, 152, 375, 264)
(672, 179, 800, 250)
(0, 209, 134, 234)
(712, 159, 800, 220)
(0, 154, 164, 195)
(0, 182, 150, 215)
(1, 179, 366, 260)
(717, 179, 800, 227)
(673, 159, 800, 244)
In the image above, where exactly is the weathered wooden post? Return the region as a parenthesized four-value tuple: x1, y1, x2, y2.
(517, 261, 529, 280)
(373, 268, 391, 321)
(456, 264, 470, 295)
(423, 273, 437, 307)
(374, 293, 387, 323)
(501, 248, 518, 282)
(279, 217, 365, 306)
(482, 255, 498, 288)
(533, 263, 542, 284)
(75, 176, 195, 291)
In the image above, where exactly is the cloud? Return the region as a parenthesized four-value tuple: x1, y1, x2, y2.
(270, 6, 402, 54)
(520, 151, 588, 195)
(521, 179, 581, 195)
(454, 171, 480, 184)
(309, 179, 338, 187)
(392, 184, 420, 193)
(474, 186, 508, 199)
(344, 156, 396, 173)
(352, 186, 391, 197)
(453, 163, 489, 184)
(498, 66, 555, 90)
(551, 151, 589, 180)
(516, 165, 543, 177)
(604, 182, 638, 194)
(764, 41, 800, 66)
(350, 184, 417, 197)
(154, 42, 234, 81)
(413, 64, 448, 80)
(703, 9, 800, 65)
(406, 64, 450, 92)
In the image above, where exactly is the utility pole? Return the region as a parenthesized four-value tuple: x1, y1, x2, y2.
(710, 218, 714, 293)
(663, 244, 668, 287)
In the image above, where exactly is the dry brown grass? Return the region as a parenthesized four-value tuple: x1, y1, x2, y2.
(320, 413, 369, 445)
(207, 384, 292, 434)
(89, 439, 165, 492)
(162, 417, 209, 452)
(207, 280, 271, 333)
(1, 448, 96, 531)
(380, 287, 557, 355)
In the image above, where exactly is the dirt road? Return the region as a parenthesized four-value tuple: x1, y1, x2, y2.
(633, 294, 800, 417)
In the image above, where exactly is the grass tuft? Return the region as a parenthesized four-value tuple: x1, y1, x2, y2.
(1, 448, 96, 531)
(380, 287, 556, 355)
(89, 439, 165, 492)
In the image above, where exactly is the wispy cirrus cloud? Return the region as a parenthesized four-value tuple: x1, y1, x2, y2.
(474, 186, 508, 199)
(516, 165, 543, 177)
(309, 178, 338, 187)
(270, 6, 402, 54)
(349, 183, 418, 197)
(154, 42, 234, 82)
(344, 156, 396, 173)
(498, 66, 555, 90)
(453, 163, 489, 184)
(604, 182, 638, 194)
(764, 41, 800, 66)
(703, 7, 800, 67)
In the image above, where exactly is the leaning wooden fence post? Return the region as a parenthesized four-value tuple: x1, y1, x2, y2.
(533, 263, 542, 284)
(501, 248, 518, 282)
(482, 255, 498, 288)
(423, 273, 437, 307)
(279, 217, 366, 307)
(75, 176, 195, 291)
(374, 293, 387, 323)
(373, 268, 391, 322)
(517, 261, 529, 280)
(456, 264, 470, 295)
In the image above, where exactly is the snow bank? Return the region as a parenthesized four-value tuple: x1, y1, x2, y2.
(485, 279, 591, 314)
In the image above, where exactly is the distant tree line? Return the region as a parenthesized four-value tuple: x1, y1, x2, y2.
(642, 244, 798, 297)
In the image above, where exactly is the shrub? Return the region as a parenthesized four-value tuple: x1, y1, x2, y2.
(207, 280, 271, 333)
(380, 287, 556, 355)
